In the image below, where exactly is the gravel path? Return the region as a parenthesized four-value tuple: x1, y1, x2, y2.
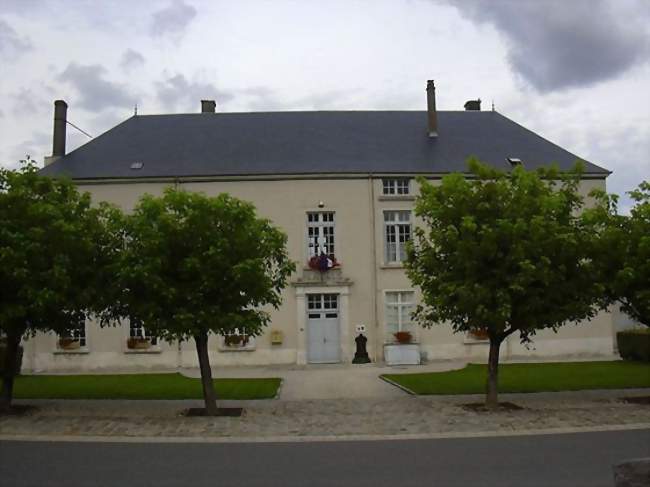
(2, 389, 649, 440)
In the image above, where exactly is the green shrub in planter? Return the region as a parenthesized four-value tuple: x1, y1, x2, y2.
(617, 329, 650, 362)
(0, 344, 24, 375)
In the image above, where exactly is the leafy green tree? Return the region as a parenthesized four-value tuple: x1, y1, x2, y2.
(585, 181, 649, 326)
(110, 188, 294, 415)
(406, 159, 605, 408)
(0, 158, 119, 412)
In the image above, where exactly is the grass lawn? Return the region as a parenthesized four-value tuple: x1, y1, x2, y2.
(7, 373, 281, 400)
(382, 361, 650, 395)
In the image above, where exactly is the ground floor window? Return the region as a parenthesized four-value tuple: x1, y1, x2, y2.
(127, 321, 157, 349)
(385, 291, 415, 339)
(58, 320, 86, 350)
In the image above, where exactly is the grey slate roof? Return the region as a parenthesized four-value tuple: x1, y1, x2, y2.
(40, 111, 609, 179)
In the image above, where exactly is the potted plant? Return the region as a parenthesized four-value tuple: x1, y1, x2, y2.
(224, 334, 250, 348)
(307, 253, 340, 272)
(469, 328, 489, 340)
(127, 337, 151, 350)
(394, 331, 413, 344)
(58, 337, 81, 350)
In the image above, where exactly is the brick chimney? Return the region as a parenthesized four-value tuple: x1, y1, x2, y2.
(426, 80, 438, 137)
(44, 100, 67, 166)
(201, 100, 216, 113)
(464, 99, 481, 111)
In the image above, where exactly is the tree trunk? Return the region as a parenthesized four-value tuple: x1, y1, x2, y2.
(485, 337, 502, 410)
(0, 332, 21, 413)
(194, 331, 218, 415)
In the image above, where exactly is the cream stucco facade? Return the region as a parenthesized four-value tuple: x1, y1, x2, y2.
(20, 175, 617, 373)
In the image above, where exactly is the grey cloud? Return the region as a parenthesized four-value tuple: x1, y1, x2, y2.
(155, 74, 234, 111)
(58, 63, 137, 111)
(150, 0, 197, 39)
(8, 131, 50, 168)
(0, 19, 32, 59)
(441, 0, 650, 92)
(120, 49, 145, 71)
(12, 88, 47, 116)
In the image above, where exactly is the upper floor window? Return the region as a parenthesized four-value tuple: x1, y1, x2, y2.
(382, 178, 410, 196)
(307, 212, 335, 259)
(384, 210, 411, 263)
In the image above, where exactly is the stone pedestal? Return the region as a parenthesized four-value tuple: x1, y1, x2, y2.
(384, 344, 420, 365)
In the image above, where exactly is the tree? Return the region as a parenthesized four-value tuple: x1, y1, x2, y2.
(406, 159, 605, 408)
(0, 158, 119, 412)
(111, 188, 294, 415)
(584, 181, 649, 326)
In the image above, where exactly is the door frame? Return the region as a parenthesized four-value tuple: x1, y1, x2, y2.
(295, 285, 350, 365)
(306, 293, 341, 364)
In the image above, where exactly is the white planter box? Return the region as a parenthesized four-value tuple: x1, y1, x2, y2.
(384, 344, 421, 365)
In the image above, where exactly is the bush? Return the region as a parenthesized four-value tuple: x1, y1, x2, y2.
(617, 329, 650, 362)
(0, 344, 24, 375)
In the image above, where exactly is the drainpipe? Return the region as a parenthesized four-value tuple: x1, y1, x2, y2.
(368, 173, 380, 362)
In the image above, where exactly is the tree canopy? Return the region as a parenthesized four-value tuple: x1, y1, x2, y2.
(584, 181, 650, 326)
(110, 188, 294, 414)
(0, 159, 118, 411)
(406, 159, 605, 407)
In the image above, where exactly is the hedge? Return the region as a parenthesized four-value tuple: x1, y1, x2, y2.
(617, 329, 650, 362)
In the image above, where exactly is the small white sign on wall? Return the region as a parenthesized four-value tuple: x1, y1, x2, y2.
(355, 324, 366, 333)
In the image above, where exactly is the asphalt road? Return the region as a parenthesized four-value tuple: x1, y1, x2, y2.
(1, 429, 648, 487)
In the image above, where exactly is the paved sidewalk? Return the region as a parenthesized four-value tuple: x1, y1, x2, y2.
(1, 389, 649, 441)
(181, 361, 468, 400)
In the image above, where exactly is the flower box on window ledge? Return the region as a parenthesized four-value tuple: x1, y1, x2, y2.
(307, 253, 340, 272)
(58, 337, 81, 351)
(465, 328, 490, 343)
(220, 331, 256, 352)
(127, 337, 153, 350)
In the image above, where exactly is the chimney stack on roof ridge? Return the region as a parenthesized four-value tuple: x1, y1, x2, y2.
(426, 80, 438, 137)
(464, 99, 481, 111)
(45, 100, 67, 166)
(201, 100, 216, 113)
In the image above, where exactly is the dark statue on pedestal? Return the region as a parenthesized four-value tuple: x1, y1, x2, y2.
(353, 333, 371, 364)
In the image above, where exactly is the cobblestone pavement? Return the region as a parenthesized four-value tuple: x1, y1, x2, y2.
(1, 389, 649, 440)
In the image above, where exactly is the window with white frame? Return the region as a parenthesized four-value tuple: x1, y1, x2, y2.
(307, 212, 335, 259)
(384, 210, 411, 263)
(307, 293, 339, 319)
(129, 321, 157, 345)
(385, 291, 415, 336)
(382, 178, 410, 195)
(58, 320, 87, 349)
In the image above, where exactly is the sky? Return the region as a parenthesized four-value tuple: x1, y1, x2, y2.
(0, 0, 648, 212)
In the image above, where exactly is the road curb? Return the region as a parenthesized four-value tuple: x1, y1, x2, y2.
(378, 375, 416, 395)
(1, 423, 649, 444)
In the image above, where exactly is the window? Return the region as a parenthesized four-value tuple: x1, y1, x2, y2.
(58, 320, 86, 350)
(384, 210, 411, 263)
(385, 291, 415, 336)
(129, 321, 157, 346)
(382, 178, 410, 195)
(307, 293, 339, 319)
(222, 327, 255, 350)
(307, 212, 335, 258)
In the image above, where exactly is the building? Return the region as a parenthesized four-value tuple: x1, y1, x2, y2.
(23, 81, 615, 372)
